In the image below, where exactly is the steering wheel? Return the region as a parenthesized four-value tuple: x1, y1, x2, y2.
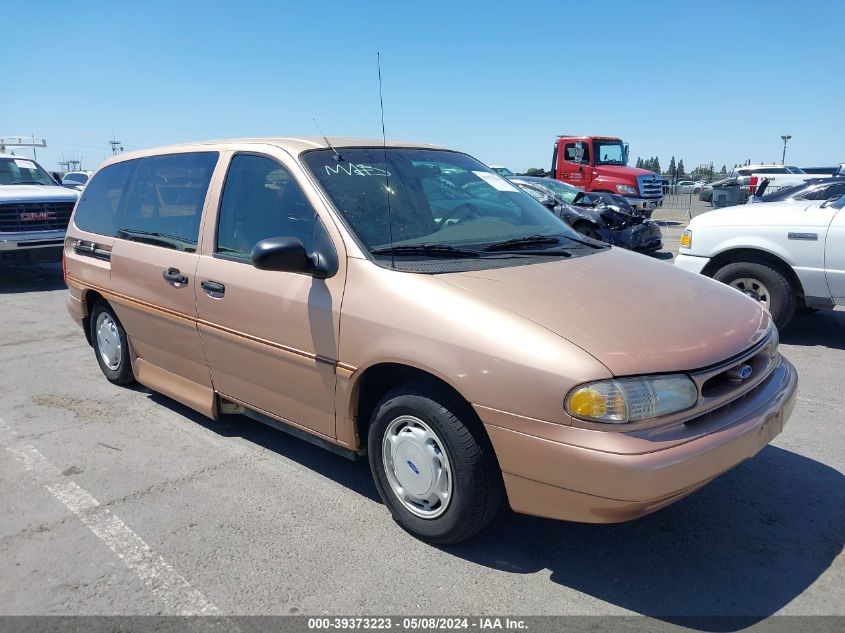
(436, 202, 481, 229)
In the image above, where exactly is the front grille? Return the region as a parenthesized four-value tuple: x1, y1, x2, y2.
(0, 201, 74, 232)
(637, 174, 663, 199)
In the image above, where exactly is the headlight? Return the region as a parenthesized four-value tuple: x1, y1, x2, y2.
(680, 229, 692, 248)
(616, 184, 637, 195)
(565, 375, 698, 424)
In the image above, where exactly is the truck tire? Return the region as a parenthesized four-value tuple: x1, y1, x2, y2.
(713, 262, 796, 330)
(368, 382, 504, 544)
(90, 300, 135, 385)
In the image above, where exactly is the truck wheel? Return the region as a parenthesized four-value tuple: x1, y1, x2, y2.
(368, 382, 504, 544)
(713, 262, 796, 330)
(90, 300, 135, 385)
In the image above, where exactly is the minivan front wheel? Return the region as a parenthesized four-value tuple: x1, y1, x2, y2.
(90, 301, 134, 385)
(368, 383, 503, 544)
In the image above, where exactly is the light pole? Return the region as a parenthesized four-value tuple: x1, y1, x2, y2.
(781, 135, 791, 165)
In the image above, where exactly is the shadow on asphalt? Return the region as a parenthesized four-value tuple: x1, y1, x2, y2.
(144, 391, 842, 630)
(781, 309, 845, 351)
(0, 262, 66, 294)
(439, 446, 844, 630)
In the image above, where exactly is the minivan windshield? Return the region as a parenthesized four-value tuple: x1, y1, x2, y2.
(303, 148, 586, 260)
(0, 157, 56, 186)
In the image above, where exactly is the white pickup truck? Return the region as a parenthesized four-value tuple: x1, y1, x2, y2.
(0, 154, 78, 264)
(675, 193, 845, 329)
(731, 164, 833, 196)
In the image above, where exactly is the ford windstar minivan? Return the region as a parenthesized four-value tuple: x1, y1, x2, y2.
(64, 138, 797, 543)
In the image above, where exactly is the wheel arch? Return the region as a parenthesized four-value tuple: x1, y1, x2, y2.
(80, 289, 106, 347)
(700, 247, 806, 299)
(348, 361, 482, 450)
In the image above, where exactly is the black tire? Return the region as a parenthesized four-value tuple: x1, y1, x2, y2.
(713, 261, 796, 330)
(368, 382, 504, 544)
(90, 300, 135, 385)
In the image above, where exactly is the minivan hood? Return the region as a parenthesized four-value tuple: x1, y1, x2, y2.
(439, 248, 769, 376)
(0, 185, 79, 203)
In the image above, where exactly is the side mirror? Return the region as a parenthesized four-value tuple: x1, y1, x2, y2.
(251, 236, 327, 278)
(540, 196, 557, 209)
(821, 194, 845, 209)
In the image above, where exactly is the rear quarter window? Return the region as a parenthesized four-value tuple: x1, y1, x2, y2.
(73, 160, 139, 236)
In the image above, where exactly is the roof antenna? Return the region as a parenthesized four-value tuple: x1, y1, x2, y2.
(377, 51, 395, 265)
(312, 117, 343, 162)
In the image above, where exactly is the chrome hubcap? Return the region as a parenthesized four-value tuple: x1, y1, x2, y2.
(96, 312, 122, 371)
(730, 277, 771, 309)
(382, 415, 452, 519)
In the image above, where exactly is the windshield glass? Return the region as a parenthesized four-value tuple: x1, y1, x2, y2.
(303, 148, 581, 256)
(592, 140, 626, 166)
(0, 157, 55, 186)
(786, 166, 806, 174)
(514, 178, 579, 204)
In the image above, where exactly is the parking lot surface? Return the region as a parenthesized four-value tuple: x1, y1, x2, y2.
(1, 215, 843, 624)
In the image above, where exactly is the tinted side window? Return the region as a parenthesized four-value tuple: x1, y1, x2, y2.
(119, 152, 218, 251)
(563, 143, 590, 163)
(804, 182, 845, 200)
(216, 155, 315, 259)
(73, 160, 138, 236)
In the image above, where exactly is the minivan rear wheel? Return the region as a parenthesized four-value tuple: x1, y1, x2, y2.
(713, 261, 796, 330)
(368, 383, 504, 544)
(90, 300, 135, 385)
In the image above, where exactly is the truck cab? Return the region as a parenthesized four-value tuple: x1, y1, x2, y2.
(551, 136, 663, 211)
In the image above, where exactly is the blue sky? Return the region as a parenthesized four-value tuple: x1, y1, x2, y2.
(2, 0, 842, 173)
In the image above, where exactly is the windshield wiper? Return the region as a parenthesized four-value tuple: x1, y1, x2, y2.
(117, 228, 195, 252)
(483, 235, 565, 252)
(14, 181, 49, 185)
(371, 244, 482, 258)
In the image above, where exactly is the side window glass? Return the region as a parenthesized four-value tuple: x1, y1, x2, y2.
(118, 152, 217, 251)
(73, 160, 139, 236)
(563, 143, 589, 163)
(216, 155, 315, 259)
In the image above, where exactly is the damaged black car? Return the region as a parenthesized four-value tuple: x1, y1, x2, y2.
(509, 176, 662, 253)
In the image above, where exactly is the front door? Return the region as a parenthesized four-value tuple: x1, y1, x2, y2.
(825, 198, 845, 301)
(557, 141, 591, 189)
(108, 151, 219, 393)
(194, 153, 343, 438)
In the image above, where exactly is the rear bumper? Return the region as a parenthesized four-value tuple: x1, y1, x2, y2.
(478, 355, 798, 523)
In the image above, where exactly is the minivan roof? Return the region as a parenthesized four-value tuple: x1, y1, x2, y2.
(100, 137, 445, 165)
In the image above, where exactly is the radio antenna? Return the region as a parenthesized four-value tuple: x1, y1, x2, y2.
(377, 52, 395, 264)
(312, 117, 343, 162)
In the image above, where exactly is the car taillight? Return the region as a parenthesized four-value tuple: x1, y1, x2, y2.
(749, 175, 758, 194)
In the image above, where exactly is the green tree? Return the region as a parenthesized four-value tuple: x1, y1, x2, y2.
(677, 159, 685, 177)
(523, 167, 546, 176)
(667, 156, 676, 178)
(636, 157, 643, 168)
(720, 164, 727, 174)
(653, 156, 661, 174)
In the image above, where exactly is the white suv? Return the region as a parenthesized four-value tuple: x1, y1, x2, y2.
(675, 194, 845, 329)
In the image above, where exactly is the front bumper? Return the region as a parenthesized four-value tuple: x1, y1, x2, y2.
(624, 196, 663, 211)
(675, 252, 710, 275)
(600, 220, 662, 252)
(0, 229, 66, 251)
(477, 355, 798, 523)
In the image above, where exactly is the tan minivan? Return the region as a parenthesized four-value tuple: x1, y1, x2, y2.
(64, 138, 797, 543)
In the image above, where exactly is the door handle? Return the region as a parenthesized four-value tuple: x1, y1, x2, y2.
(201, 280, 226, 297)
(162, 268, 188, 285)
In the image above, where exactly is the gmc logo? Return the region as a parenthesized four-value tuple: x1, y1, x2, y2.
(20, 211, 55, 221)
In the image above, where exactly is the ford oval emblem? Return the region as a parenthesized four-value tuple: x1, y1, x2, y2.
(739, 365, 753, 380)
(407, 461, 420, 475)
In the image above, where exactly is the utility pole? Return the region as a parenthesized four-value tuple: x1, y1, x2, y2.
(781, 135, 791, 165)
(109, 133, 124, 155)
(0, 136, 47, 160)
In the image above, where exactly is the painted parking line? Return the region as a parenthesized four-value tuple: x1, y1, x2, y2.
(0, 417, 218, 615)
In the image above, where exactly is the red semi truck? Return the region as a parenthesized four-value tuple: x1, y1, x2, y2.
(551, 135, 664, 211)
